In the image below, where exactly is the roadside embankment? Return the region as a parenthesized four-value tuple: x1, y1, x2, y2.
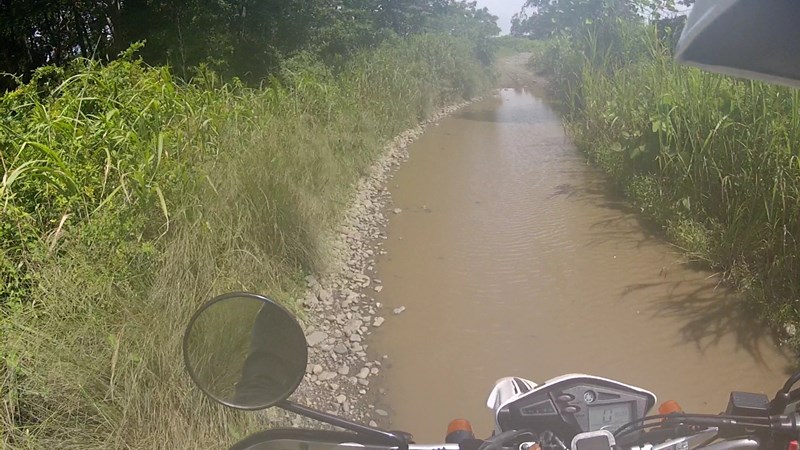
(0, 35, 491, 449)
(531, 24, 800, 347)
(284, 101, 473, 429)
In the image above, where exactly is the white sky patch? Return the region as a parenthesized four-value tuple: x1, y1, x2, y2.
(473, 0, 527, 35)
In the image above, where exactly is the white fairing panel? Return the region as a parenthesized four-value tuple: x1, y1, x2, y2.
(487, 377, 538, 409)
(486, 377, 538, 431)
(487, 374, 656, 434)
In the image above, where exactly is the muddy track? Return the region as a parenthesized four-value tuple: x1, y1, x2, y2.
(267, 53, 557, 431)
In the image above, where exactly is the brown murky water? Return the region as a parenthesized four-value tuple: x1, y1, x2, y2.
(369, 86, 793, 441)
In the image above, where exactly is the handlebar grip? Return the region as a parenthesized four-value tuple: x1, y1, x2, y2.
(771, 413, 800, 436)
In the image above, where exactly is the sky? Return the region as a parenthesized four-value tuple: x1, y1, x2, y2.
(474, 0, 527, 35)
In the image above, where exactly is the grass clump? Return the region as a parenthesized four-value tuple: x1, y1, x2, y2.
(1, 34, 492, 449)
(534, 23, 800, 345)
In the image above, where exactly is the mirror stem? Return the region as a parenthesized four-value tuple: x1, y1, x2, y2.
(278, 400, 409, 449)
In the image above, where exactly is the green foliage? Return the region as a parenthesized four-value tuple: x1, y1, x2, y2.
(0, 0, 113, 88)
(510, 0, 690, 39)
(0, 34, 491, 448)
(427, 2, 501, 65)
(0, 53, 191, 303)
(539, 19, 800, 334)
(0, 0, 500, 87)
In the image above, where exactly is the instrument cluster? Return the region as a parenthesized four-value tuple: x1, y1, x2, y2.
(495, 375, 656, 439)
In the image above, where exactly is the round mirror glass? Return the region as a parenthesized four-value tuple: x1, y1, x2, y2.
(183, 292, 308, 409)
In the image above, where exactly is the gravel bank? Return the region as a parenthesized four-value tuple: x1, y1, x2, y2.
(267, 100, 476, 430)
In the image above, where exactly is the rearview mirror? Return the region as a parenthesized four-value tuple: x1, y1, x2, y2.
(183, 292, 308, 410)
(676, 0, 800, 88)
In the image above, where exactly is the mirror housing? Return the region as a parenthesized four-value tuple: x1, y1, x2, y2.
(676, 0, 800, 88)
(183, 292, 308, 410)
(183, 292, 408, 448)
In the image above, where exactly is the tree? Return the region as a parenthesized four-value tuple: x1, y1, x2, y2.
(430, 1, 500, 65)
(509, 0, 684, 39)
(511, 0, 637, 38)
(0, 0, 115, 89)
(434, 1, 500, 37)
(0, 0, 500, 88)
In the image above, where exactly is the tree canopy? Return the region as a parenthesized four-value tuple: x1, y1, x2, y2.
(509, 0, 693, 38)
(0, 0, 499, 88)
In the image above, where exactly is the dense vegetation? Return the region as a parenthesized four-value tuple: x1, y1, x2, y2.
(0, 0, 499, 88)
(509, 0, 693, 39)
(0, 2, 497, 448)
(529, 1, 800, 343)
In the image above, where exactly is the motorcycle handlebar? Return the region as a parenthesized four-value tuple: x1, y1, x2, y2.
(398, 439, 761, 450)
(407, 445, 460, 450)
(404, 439, 762, 450)
(396, 438, 759, 450)
(406, 415, 797, 450)
(698, 439, 760, 450)
(358, 413, 799, 450)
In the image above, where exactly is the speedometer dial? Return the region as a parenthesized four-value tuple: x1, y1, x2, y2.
(583, 390, 597, 404)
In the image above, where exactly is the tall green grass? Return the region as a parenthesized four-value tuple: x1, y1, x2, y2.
(1, 34, 492, 448)
(536, 24, 800, 340)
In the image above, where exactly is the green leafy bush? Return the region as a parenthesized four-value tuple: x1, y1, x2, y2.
(1, 35, 492, 448)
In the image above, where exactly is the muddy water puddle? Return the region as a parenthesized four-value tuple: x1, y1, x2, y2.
(369, 87, 793, 441)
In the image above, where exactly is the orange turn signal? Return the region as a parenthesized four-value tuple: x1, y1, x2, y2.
(658, 400, 684, 416)
(446, 418, 473, 435)
(445, 418, 475, 444)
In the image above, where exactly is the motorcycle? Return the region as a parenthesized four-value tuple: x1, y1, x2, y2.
(183, 292, 800, 450)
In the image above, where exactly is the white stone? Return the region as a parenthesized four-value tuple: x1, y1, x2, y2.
(307, 331, 328, 347)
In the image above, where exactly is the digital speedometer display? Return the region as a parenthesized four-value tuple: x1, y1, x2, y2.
(587, 402, 633, 432)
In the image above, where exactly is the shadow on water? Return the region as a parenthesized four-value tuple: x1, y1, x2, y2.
(552, 173, 668, 250)
(551, 153, 796, 373)
(627, 279, 795, 374)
